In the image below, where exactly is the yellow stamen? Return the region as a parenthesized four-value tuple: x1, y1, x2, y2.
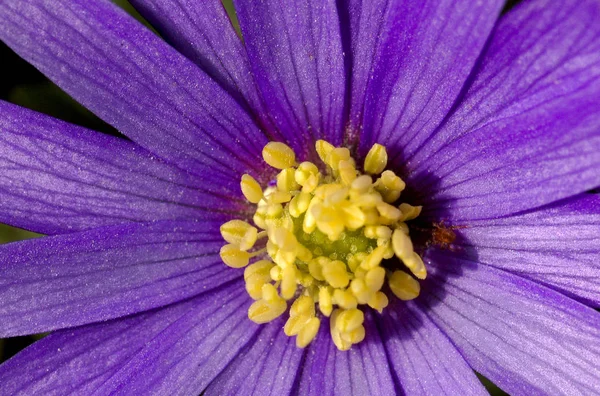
(365, 266, 386, 292)
(404, 252, 427, 280)
(392, 228, 414, 260)
(221, 140, 428, 351)
(316, 140, 335, 163)
(263, 142, 296, 169)
(335, 308, 364, 332)
(399, 203, 423, 221)
(268, 190, 293, 204)
(322, 260, 350, 288)
(280, 265, 298, 299)
(277, 168, 299, 192)
(376, 170, 406, 203)
(248, 283, 287, 323)
(220, 244, 251, 268)
(220, 220, 258, 251)
(333, 288, 358, 309)
(368, 291, 389, 313)
(326, 147, 350, 171)
(389, 270, 421, 300)
(338, 159, 357, 185)
(295, 162, 320, 193)
(364, 143, 388, 175)
(241, 174, 264, 204)
(296, 317, 320, 348)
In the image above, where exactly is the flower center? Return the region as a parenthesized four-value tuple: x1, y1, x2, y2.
(219, 140, 426, 350)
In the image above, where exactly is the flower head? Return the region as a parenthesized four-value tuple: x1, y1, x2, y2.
(0, 0, 600, 394)
(224, 139, 426, 350)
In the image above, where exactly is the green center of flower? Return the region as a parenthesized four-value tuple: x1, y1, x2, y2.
(219, 140, 426, 350)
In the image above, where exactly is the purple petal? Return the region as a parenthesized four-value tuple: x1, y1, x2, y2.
(234, 0, 346, 154)
(379, 300, 487, 395)
(0, 219, 238, 336)
(413, 0, 600, 220)
(128, 0, 278, 135)
(206, 318, 303, 395)
(420, 254, 600, 395)
(0, 0, 269, 180)
(337, 0, 393, 133)
(359, 0, 504, 157)
(94, 283, 256, 394)
(298, 312, 395, 395)
(0, 282, 258, 395)
(458, 193, 600, 307)
(0, 101, 243, 235)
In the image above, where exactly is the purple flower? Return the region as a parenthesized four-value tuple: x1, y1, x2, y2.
(0, 0, 599, 394)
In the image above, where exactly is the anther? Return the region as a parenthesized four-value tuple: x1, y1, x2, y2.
(376, 202, 402, 223)
(335, 308, 364, 333)
(326, 147, 350, 171)
(364, 143, 388, 175)
(248, 297, 287, 323)
(350, 278, 371, 304)
(267, 190, 293, 204)
(295, 162, 320, 193)
(399, 203, 422, 221)
(288, 192, 311, 217)
(220, 244, 251, 268)
(241, 174, 264, 204)
(368, 291, 389, 313)
(388, 270, 421, 300)
(333, 289, 358, 309)
(351, 175, 372, 194)
(392, 228, 414, 260)
(341, 204, 366, 230)
(403, 252, 427, 280)
(322, 260, 350, 288)
(376, 170, 406, 203)
(316, 140, 335, 163)
(220, 220, 258, 251)
(277, 168, 299, 192)
(361, 244, 387, 270)
(318, 286, 333, 316)
(263, 142, 296, 169)
(296, 317, 320, 347)
(338, 159, 357, 185)
(365, 267, 386, 292)
(281, 265, 298, 299)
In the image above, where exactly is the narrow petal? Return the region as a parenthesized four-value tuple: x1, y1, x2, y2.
(0, 283, 258, 395)
(128, 0, 276, 133)
(298, 312, 395, 395)
(0, 219, 238, 336)
(0, 0, 269, 180)
(458, 193, 600, 307)
(379, 300, 487, 395)
(234, 0, 346, 154)
(205, 318, 304, 395)
(413, 0, 600, 220)
(359, 0, 504, 156)
(0, 101, 242, 235)
(421, 255, 600, 395)
(336, 0, 393, 132)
